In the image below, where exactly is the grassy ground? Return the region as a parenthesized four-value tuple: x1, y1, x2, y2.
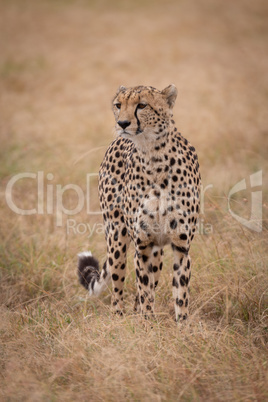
(0, 0, 268, 400)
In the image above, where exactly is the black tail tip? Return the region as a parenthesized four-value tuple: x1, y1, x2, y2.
(77, 252, 99, 290)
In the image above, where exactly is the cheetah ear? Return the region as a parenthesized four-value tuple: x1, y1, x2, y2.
(116, 85, 127, 94)
(161, 84, 178, 109)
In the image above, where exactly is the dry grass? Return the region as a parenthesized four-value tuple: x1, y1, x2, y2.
(0, 0, 268, 400)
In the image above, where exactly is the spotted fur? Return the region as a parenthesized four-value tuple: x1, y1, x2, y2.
(78, 84, 201, 322)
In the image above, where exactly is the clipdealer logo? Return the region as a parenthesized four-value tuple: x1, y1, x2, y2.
(5, 170, 263, 233)
(5, 172, 99, 227)
(228, 170, 262, 233)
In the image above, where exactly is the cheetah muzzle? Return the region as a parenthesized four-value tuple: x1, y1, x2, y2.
(78, 84, 201, 323)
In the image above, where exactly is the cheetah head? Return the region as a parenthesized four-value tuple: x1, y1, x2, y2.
(112, 84, 177, 149)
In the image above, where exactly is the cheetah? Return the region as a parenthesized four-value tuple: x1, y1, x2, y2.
(78, 84, 201, 322)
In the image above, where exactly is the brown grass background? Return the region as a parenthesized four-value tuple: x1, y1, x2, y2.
(0, 0, 267, 400)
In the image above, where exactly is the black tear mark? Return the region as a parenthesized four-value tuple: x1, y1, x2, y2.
(134, 105, 142, 135)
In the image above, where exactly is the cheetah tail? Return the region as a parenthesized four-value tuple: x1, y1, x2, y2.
(77, 251, 111, 297)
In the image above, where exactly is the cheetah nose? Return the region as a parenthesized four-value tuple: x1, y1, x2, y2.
(118, 120, 131, 130)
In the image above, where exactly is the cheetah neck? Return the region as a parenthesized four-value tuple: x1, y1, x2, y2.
(135, 123, 175, 181)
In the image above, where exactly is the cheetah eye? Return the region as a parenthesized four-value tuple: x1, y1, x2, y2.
(137, 103, 147, 109)
(115, 103, 121, 110)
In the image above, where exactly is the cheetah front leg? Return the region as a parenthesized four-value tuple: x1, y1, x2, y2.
(106, 227, 130, 315)
(134, 244, 160, 319)
(171, 244, 191, 323)
(134, 248, 163, 314)
(133, 251, 142, 314)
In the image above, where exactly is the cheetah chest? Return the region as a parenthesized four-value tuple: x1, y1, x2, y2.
(124, 182, 194, 248)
